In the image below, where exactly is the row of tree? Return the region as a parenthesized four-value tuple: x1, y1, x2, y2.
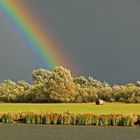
(0, 66, 140, 103)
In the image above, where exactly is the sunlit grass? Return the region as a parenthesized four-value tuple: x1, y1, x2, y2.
(0, 103, 140, 114)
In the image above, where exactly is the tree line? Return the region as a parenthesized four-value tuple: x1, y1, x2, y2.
(0, 66, 140, 103)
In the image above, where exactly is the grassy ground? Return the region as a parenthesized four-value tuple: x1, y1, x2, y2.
(0, 103, 140, 114)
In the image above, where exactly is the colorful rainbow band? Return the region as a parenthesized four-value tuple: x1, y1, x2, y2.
(0, 0, 68, 69)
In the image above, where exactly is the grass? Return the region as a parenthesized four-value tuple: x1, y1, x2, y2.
(0, 103, 140, 114)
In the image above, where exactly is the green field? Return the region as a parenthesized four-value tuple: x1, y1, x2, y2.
(0, 103, 140, 114)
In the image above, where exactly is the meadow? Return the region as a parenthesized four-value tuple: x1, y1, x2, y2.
(0, 103, 140, 114)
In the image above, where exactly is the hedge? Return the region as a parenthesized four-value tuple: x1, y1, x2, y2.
(0, 112, 139, 126)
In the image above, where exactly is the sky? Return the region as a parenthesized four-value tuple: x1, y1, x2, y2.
(0, 0, 140, 84)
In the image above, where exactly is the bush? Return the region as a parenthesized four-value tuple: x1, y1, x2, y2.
(111, 114, 121, 126)
(1, 113, 13, 123)
(99, 115, 111, 126)
(120, 115, 131, 126)
(91, 115, 100, 125)
(0, 112, 139, 126)
(62, 114, 71, 125)
(50, 113, 60, 124)
(42, 113, 50, 124)
(35, 114, 42, 124)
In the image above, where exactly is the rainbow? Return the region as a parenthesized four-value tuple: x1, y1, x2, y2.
(0, 0, 68, 69)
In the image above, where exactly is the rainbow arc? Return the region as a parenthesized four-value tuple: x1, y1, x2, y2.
(0, 0, 67, 69)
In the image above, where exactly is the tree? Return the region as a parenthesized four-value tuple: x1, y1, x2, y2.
(31, 66, 77, 103)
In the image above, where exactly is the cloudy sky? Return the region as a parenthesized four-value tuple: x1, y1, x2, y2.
(0, 0, 140, 84)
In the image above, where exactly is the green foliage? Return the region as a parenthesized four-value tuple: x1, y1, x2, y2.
(1, 113, 13, 123)
(120, 115, 131, 126)
(35, 114, 42, 124)
(92, 115, 100, 125)
(42, 114, 51, 124)
(111, 114, 121, 126)
(0, 66, 140, 103)
(70, 115, 76, 125)
(62, 114, 71, 125)
(24, 113, 31, 124)
(50, 113, 60, 124)
(99, 115, 111, 126)
(0, 112, 139, 126)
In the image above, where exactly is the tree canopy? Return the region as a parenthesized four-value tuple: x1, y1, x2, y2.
(0, 66, 140, 103)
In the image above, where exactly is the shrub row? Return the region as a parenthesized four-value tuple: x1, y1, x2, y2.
(1, 66, 140, 103)
(0, 112, 140, 126)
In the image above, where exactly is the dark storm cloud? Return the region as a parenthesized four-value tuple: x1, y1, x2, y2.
(0, 0, 140, 84)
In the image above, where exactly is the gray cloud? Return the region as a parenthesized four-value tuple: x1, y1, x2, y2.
(0, 0, 140, 84)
